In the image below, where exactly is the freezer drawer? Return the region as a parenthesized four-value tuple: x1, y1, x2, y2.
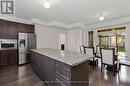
(19, 54, 27, 65)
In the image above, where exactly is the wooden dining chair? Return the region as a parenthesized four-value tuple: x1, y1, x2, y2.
(100, 48, 117, 76)
(119, 59, 130, 70)
(96, 45, 101, 58)
(80, 45, 85, 54)
(108, 47, 118, 55)
(84, 47, 98, 69)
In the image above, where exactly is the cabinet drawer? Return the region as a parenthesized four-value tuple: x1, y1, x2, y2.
(55, 76, 71, 86)
(55, 79, 65, 86)
(55, 61, 71, 86)
(56, 70, 70, 81)
(56, 67, 70, 80)
(56, 61, 70, 72)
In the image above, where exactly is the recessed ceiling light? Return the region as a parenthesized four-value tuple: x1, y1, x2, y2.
(44, 0, 50, 8)
(99, 14, 104, 21)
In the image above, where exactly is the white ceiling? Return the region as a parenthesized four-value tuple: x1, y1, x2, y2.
(14, 0, 130, 26)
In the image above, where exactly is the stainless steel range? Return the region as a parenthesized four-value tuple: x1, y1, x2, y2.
(18, 33, 36, 65)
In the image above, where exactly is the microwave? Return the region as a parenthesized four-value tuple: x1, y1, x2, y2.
(1, 43, 15, 48)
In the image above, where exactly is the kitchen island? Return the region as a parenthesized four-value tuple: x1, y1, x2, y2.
(31, 48, 93, 86)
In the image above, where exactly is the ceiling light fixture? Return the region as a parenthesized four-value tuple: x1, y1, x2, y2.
(44, 0, 50, 8)
(99, 14, 104, 21)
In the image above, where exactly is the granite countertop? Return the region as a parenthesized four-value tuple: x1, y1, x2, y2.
(31, 48, 94, 66)
(0, 48, 18, 50)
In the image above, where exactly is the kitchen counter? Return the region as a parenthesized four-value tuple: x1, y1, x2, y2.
(31, 48, 93, 66)
(0, 48, 17, 50)
(31, 48, 91, 86)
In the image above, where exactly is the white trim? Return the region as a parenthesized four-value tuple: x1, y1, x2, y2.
(87, 16, 130, 29)
(31, 18, 86, 29)
(0, 15, 130, 29)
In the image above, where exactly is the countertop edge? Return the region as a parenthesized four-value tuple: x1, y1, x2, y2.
(0, 48, 18, 50)
(31, 49, 93, 66)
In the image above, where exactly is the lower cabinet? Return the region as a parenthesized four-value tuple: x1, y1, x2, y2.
(31, 52, 55, 86)
(55, 61, 71, 86)
(31, 51, 89, 86)
(0, 49, 17, 67)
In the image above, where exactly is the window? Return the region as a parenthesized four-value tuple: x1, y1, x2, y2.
(88, 31, 93, 47)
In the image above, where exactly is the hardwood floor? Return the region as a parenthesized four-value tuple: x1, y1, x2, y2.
(89, 66, 130, 86)
(0, 64, 44, 86)
(0, 64, 130, 86)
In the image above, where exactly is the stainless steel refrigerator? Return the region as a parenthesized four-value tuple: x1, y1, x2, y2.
(18, 33, 36, 65)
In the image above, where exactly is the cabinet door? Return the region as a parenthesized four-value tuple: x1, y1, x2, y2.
(0, 50, 17, 67)
(26, 25, 34, 33)
(7, 22, 17, 39)
(0, 50, 9, 66)
(0, 20, 8, 39)
(0, 20, 34, 39)
(16, 23, 34, 33)
(9, 50, 18, 65)
(16, 23, 27, 33)
(0, 20, 2, 38)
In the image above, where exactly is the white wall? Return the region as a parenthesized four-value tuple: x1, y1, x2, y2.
(82, 30, 88, 46)
(126, 24, 130, 57)
(35, 23, 130, 57)
(58, 34, 66, 50)
(82, 29, 98, 51)
(93, 30, 99, 52)
(66, 29, 82, 52)
(35, 25, 67, 49)
(35, 25, 83, 53)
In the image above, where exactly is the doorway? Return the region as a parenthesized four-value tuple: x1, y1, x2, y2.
(97, 27, 126, 59)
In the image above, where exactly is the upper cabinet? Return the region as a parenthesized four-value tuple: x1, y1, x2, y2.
(0, 19, 34, 39)
(0, 20, 8, 39)
(26, 25, 34, 33)
(16, 23, 34, 33)
(7, 22, 17, 39)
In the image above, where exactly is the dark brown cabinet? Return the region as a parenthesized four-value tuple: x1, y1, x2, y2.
(7, 22, 17, 39)
(0, 20, 8, 39)
(0, 19, 34, 67)
(16, 23, 34, 33)
(9, 50, 18, 65)
(0, 19, 34, 39)
(27, 25, 35, 33)
(0, 50, 17, 67)
(31, 51, 89, 86)
(0, 50, 8, 66)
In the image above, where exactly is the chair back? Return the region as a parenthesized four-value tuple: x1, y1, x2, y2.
(84, 47, 94, 56)
(96, 46, 101, 54)
(100, 48, 115, 65)
(80, 45, 85, 54)
(108, 47, 118, 55)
